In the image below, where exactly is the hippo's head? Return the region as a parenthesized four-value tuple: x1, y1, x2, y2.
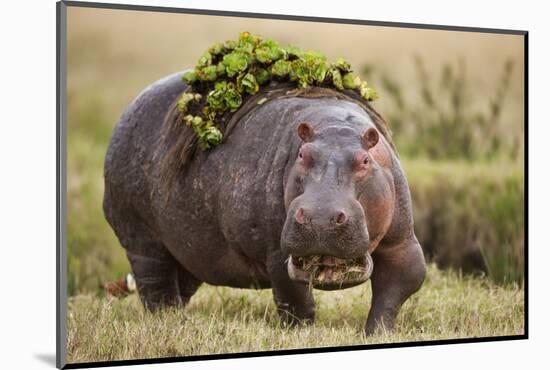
(281, 122, 382, 290)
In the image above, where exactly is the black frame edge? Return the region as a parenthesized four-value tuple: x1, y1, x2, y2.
(523, 32, 529, 339)
(57, 1, 68, 369)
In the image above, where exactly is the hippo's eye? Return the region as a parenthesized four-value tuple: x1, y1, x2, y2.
(298, 152, 303, 159)
(353, 151, 370, 173)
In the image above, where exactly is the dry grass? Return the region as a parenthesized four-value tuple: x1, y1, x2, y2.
(66, 264, 524, 364)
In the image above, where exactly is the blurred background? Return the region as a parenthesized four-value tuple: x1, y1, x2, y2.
(66, 7, 524, 295)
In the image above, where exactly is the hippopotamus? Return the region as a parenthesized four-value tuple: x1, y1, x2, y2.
(103, 71, 426, 335)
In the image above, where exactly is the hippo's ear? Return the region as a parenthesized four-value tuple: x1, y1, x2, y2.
(297, 122, 314, 142)
(363, 128, 379, 149)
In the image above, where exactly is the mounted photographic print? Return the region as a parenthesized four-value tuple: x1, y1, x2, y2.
(57, 1, 527, 368)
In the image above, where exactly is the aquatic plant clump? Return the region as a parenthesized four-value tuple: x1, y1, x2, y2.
(179, 32, 379, 149)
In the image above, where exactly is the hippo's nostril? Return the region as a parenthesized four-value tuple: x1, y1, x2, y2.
(335, 211, 347, 226)
(295, 207, 306, 224)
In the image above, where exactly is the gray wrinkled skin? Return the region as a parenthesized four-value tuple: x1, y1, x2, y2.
(103, 72, 426, 334)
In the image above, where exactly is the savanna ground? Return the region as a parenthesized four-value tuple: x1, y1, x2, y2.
(65, 7, 525, 364)
(68, 265, 524, 363)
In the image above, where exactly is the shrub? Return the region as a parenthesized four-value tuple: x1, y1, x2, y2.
(405, 159, 524, 284)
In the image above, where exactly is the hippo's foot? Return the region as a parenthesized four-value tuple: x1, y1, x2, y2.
(268, 252, 316, 327)
(365, 238, 426, 336)
(126, 246, 202, 311)
(274, 297, 315, 327)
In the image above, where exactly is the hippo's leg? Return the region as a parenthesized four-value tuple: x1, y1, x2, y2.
(104, 182, 202, 309)
(118, 216, 202, 310)
(126, 246, 201, 310)
(365, 238, 426, 335)
(268, 252, 315, 326)
(175, 263, 203, 306)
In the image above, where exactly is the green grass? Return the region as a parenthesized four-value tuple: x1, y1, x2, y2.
(67, 92, 129, 295)
(66, 264, 524, 364)
(404, 158, 524, 284)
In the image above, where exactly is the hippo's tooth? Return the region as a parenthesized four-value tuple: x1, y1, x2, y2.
(318, 269, 326, 282)
(326, 267, 333, 281)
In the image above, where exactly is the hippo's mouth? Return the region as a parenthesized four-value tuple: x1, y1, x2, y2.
(287, 254, 373, 290)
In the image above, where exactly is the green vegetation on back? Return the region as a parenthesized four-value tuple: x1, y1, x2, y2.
(178, 32, 378, 149)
